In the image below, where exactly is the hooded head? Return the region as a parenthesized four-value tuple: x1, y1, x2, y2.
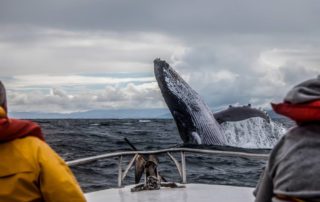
(284, 75, 320, 104)
(0, 81, 45, 142)
(0, 81, 7, 118)
(272, 75, 320, 123)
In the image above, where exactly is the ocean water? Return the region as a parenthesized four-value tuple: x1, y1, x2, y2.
(36, 118, 295, 193)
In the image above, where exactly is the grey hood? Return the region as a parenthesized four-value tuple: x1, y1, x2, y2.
(285, 75, 320, 104)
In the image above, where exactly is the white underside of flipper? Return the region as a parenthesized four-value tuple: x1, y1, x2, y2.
(191, 132, 202, 144)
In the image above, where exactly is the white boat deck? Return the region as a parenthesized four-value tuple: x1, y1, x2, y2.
(85, 183, 255, 202)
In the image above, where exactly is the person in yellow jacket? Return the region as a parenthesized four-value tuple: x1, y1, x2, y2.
(0, 81, 86, 202)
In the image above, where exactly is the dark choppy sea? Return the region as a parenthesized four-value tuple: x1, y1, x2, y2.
(34, 118, 294, 193)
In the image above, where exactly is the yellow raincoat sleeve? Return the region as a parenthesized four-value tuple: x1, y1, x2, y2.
(37, 141, 87, 202)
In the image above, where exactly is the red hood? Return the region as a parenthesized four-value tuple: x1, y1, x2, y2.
(271, 100, 320, 124)
(0, 118, 45, 143)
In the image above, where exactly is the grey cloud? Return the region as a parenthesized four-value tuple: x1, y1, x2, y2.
(51, 88, 69, 98)
(279, 63, 319, 86)
(7, 82, 165, 113)
(0, 29, 183, 76)
(1, 0, 320, 36)
(171, 41, 320, 109)
(174, 44, 260, 73)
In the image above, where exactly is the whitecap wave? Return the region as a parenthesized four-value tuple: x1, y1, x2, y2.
(139, 119, 151, 123)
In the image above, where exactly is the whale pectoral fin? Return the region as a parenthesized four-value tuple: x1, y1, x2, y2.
(213, 107, 270, 124)
(190, 132, 202, 144)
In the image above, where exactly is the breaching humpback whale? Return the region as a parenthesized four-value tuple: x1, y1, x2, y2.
(154, 59, 272, 146)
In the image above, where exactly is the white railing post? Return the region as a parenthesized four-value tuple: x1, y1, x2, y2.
(181, 151, 187, 184)
(122, 154, 139, 181)
(167, 152, 182, 178)
(118, 155, 122, 187)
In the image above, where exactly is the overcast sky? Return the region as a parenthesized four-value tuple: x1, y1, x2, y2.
(1, 0, 320, 114)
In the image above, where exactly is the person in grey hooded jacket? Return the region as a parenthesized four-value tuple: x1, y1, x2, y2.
(254, 75, 320, 202)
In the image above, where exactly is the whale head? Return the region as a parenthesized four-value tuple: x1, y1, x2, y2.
(154, 59, 226, 145)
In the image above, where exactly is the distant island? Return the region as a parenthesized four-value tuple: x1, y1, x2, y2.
(9, 108, 283, 120)
(9, 108, 172, 119)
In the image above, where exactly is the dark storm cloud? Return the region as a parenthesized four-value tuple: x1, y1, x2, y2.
(1, 0, 320, 35)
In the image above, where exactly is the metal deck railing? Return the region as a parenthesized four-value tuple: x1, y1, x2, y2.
(67, 148, 269, 187)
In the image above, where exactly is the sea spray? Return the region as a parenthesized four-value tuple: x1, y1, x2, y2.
(220, 117, 287, 149)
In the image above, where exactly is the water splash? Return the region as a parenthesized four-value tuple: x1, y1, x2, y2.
(220, 117, 287, 149)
